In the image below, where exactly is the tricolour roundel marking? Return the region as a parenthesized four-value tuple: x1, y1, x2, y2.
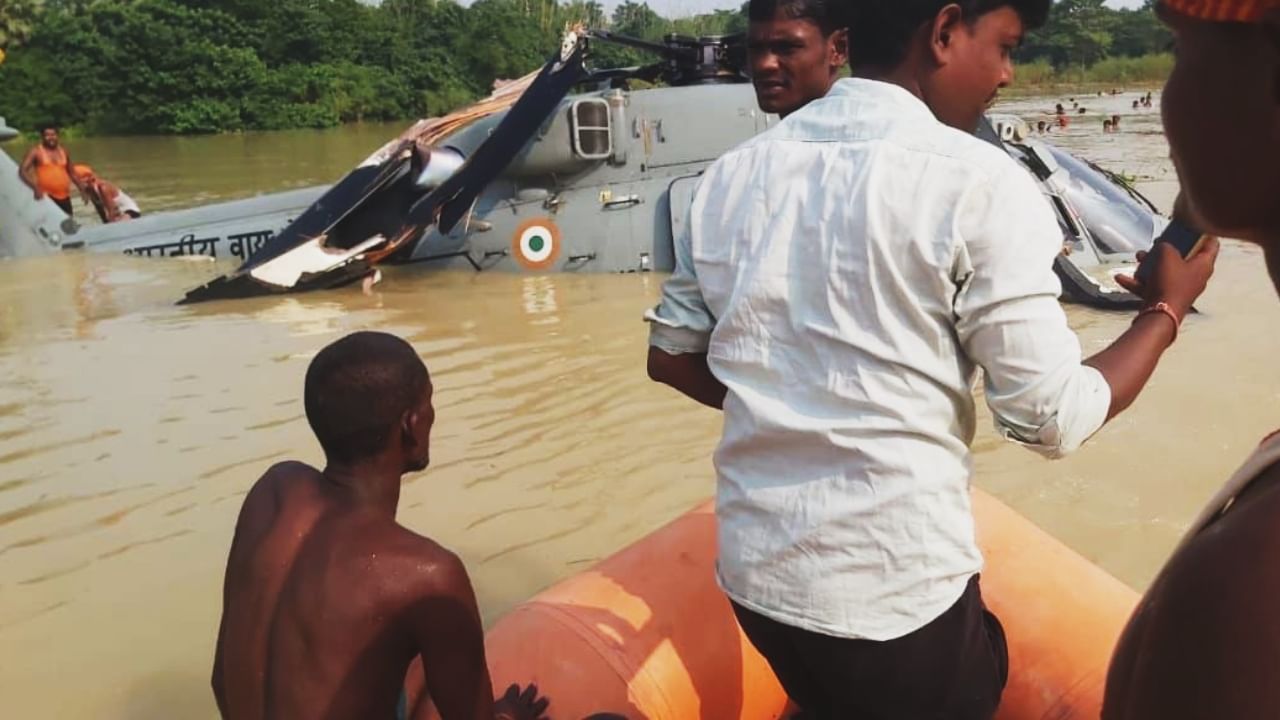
(512, 217, 562, 271)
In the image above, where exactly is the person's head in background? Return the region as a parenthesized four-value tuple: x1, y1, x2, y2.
(1156, 0, 1280, 280)
(844, 0, 1052, 132)
(40, 125, 60, 150)
(1037, 120, 1047, 133)
(746, 0, 849, 117)
(1104, 119, 1114, 133)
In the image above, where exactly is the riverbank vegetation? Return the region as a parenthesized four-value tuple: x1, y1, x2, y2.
(1014, 53, 1173, 88)
(0, 0, 1171, 136)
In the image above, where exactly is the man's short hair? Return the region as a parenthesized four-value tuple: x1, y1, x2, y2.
(40, 124, 58, 134)
(748, 0, 847, 36)
(848, 0, 1051, 70)
(304, 332, 430, 464)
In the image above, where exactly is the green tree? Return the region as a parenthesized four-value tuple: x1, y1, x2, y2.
(0, 0, 1178, 136)
(1109, 2, 1171, 57)
(0, 0, 44, 50)
(1022, 0, 1115, 68)
(457, 0, 556, 90)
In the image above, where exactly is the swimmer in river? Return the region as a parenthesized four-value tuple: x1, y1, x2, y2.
(1056, 102, 1070, 128)
(1103, 2, 1280, 718)
(1037, 120, 1048, 134)
(1103, 119, 1114, 133)
(212, 332, 550, 720)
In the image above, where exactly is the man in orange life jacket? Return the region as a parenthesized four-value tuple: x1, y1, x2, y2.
(19, 125, 85, 217)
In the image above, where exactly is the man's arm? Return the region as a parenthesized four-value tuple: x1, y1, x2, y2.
(647, 348, 725, 410)
(406, 551, 497, 720)
(645, 183, 721, 407)
(210, 474, 279, 718)
(102, 185, 122, 221)
(405, 550, 548, 720)
(18, 149, 41, 196)
(64, 153, 86, 195)
(1087, 240, 1219, 419)
(954, 166, 1214, 456)
(212, 613, 230, 716)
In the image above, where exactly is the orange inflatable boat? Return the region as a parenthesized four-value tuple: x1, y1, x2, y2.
(425, 489, 1139, 719)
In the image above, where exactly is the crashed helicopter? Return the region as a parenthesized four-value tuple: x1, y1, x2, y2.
(145, 27, 1159, 309)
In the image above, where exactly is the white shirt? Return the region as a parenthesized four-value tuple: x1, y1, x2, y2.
(113, 188, 140, 216)
(646, 78, 1112, 641)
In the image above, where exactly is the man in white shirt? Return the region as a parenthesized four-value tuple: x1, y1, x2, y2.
(645, 0, 1219, 717)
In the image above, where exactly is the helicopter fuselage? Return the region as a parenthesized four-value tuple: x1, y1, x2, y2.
(405, 82, 776, 274)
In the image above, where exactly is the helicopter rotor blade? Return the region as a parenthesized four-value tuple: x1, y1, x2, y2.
(176, 30, 590, 304)
(585, 29, 694, 61)
(585, 62, 665, 85)
(409, 33, 589, 235)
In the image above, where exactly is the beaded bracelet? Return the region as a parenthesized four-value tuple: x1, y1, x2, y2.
(1133, 301, 1181, 343)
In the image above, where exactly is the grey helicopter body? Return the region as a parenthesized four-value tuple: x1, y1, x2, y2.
(404, 79, 774, 275)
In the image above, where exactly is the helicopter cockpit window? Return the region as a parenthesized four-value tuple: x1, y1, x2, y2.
(571, 99, 612, 160)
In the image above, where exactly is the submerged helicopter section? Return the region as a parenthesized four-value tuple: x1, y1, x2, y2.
(178, 28, 1155, 309)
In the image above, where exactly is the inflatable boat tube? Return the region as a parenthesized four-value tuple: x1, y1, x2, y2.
(461, 489, 1138, 719)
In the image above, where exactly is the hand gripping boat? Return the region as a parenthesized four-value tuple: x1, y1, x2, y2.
(410, 489, 1137, 719)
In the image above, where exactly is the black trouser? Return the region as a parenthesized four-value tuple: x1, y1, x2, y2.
(51, 196, 73, 216)
(731, 575, 1008, 720)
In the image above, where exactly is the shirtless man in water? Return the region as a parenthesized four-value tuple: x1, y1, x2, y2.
(212, 331, 547, 720)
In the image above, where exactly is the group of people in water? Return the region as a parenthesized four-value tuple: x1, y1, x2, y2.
(17, 125, 140, 223)
(210, 0, 1280, 718)
(1036, 91, 1149, 135)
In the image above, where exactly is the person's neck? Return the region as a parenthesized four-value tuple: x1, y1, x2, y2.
(851, 63, 925, 105)
(322, 457, 402, 518)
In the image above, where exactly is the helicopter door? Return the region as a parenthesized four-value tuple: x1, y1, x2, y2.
(660, 175, 701, 273)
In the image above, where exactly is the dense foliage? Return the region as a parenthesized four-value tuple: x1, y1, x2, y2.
(0, 0, 1169, 135)
(1020, 0, 1169, 69)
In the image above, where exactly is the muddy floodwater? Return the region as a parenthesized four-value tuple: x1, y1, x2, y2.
(4, 93, 1280, 718)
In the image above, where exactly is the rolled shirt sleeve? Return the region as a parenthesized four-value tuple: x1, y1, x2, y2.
(953, 163, 1112, 459)
(645, 187, 715, 355)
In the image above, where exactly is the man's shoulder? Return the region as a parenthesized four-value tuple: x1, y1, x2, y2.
(1159, 465, 1280, 607)
(254, 460, 322, 491)
(884, 118, 1020, 180)
(237, 461, 322, 513)
(380, 525, 472, 598)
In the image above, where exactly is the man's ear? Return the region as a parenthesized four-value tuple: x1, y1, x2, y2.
(401, 410, 418, 448)
(830, 27, 849, 68)
(929, 4, 967, 66)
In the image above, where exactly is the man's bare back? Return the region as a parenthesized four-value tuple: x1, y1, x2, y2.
(212, 332, 547, 720)
(214, 462, 491, 719)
